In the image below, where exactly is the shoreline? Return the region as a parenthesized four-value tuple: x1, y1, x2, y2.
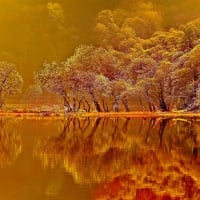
(0, 111, 200, 118)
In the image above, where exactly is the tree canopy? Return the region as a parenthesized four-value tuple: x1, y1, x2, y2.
(35, 16, 200, 112)
(0, 62, 23, 110)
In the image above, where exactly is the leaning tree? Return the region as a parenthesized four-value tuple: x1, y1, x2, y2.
(0, 62, 23, 111)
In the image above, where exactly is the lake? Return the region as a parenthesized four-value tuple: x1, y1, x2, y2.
(0, 116, 199, 200)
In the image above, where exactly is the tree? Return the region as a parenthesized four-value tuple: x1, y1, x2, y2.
(69, 45, 120, 80)
(182, 44, 200, 109)
(180, 19, 200, 51)
(35, 45, 122, 112)
(110, 79, 133, 112)
(143, 29, 185, 56)
(93, 74, 112, 112)
(94, 2, 162, 51)
(35, 61, 76, 112)
(76, 71, 103, 112)
(0, 62, 23, 111)
(37, 59, 92, 112)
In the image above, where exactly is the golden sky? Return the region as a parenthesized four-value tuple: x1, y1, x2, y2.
(0, 0, 200, 85)
(0, 0, 119, 84)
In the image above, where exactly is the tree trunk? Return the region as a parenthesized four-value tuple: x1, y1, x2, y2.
(159, 89, 168, 111)
(77, 99, 82, 112)
(89, 91, 102, 112)
(148, 102, 153, 112)
(0, 97, 4, 112)
(102, 99, 109, 112)
(63, 96, 72, 113)
(93, 99, 102, 112)
(122, 99, 130, 112)
(72, 97, 76, 112)
(106, 104, 109, 112)
(0, 102, 3, 112)
(159, 97, 168, 111)
(84, 99, 91, 112)
(113, 96, 120, 112)
(145, 88, 155, 112)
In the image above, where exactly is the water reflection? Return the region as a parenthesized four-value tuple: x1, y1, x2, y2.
(34, 117, 200, 199)
(0, 117, 22, 167)
(94, 118, 200, 200)
(35, 118, 136, 184)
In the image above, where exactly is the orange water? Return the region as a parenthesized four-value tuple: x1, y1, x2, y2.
(0, 117, 199, 200)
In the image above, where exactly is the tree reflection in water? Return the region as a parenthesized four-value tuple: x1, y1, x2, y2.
(35, 117, 136, 184)
(0, 117, 22, 167)
(34, 117, 200, 199)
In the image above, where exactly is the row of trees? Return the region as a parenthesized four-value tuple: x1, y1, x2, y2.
(2, 9, 200, 112)
(34, 7, 200, 112)
(35, 27, 200, 112)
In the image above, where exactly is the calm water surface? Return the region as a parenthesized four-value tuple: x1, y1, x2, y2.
(0, 117, 199, 200)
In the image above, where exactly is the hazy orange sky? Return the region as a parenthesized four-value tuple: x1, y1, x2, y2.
(0, 0, 200, 86)
(0, 0, 120, 84)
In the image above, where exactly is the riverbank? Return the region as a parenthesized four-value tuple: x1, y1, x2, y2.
(0, 111, 200, 118)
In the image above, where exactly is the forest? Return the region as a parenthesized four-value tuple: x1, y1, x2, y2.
(1, 1, 200, 113)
